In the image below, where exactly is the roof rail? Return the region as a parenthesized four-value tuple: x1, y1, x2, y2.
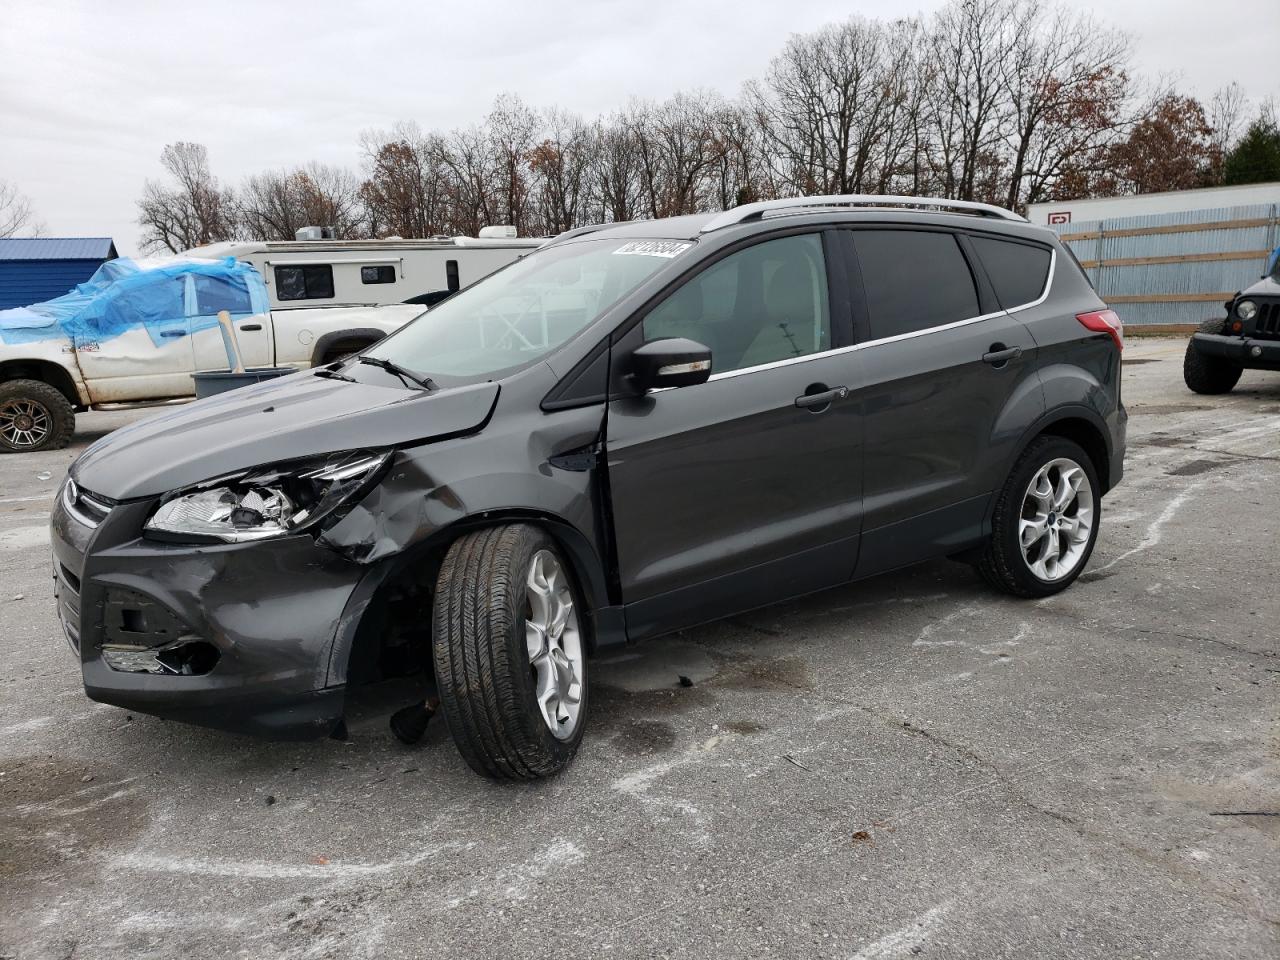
(548, 223, 611, 245)
(700, 194, 1026, 232)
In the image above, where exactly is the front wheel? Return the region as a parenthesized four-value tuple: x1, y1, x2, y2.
(977, 436, 1101, 598)
(432, 524, 588, 780)
(1183, 319, 1242, 395)
(0, 379, 75, 453)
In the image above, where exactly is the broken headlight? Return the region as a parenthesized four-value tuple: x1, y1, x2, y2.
(144, 450, 391, 543)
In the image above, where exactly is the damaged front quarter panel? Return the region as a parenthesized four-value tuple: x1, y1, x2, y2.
(316, 376, 616, 688)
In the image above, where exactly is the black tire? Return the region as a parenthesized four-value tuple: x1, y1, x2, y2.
(432, 524, 588, 780)
(0, 379, 75, 453)
(1183, 319, 1242, 395)
(977, 435, 1101, 598)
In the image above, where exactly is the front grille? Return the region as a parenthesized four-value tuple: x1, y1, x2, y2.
(61, 479, 114, 528)
(1253, 301, 1280, 341)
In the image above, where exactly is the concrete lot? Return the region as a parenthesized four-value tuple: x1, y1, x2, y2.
(1, 338, 1277, 959)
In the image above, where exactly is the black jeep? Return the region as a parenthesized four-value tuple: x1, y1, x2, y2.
(1184, 260, 1280, 394)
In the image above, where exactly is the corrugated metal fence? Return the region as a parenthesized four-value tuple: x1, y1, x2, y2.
(1047, 203, 1280, 327)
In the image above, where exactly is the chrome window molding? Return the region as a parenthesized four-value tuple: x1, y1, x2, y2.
(692, 250, 1056, 384)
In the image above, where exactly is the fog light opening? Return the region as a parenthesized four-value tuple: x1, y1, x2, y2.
(101, 638, 220, 676)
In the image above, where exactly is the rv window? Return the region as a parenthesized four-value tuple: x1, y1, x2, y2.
(361, 265, 396, 285)
(275, 264, 334, 301)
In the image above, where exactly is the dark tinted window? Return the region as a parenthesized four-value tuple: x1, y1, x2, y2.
(851, 230, 979, 339)
(194, 274, 253, 315)
(969, 235, 1051, 308)
(361, 265, 396, 284)
(643, 233, 830, 374)
(275, 264, 334, 301)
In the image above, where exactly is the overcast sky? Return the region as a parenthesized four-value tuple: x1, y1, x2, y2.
(1, 0, 1276, 256)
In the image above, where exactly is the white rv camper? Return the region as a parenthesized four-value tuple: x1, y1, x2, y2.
(186, 227, 545, 311)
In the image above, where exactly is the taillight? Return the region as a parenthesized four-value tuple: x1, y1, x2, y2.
(1077, 309, 1123, 352)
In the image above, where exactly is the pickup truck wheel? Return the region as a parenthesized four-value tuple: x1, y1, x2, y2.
(0, 380, 74, 453)
(432, 524, 588, 780)
(977, 436, 1100, 598)
(1184, 319, 1243, 395)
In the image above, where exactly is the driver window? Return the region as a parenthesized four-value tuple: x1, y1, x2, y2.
(642, 233, 830, 375)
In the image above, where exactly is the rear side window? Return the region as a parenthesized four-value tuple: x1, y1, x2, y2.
(275, 264, 334, 301)
(969, 235, 1052, 308)
(850, 230, 979, 340)
(194, 274, 253, 315)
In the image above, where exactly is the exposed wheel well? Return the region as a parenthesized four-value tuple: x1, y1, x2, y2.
(0, 360, 83, 410)
(338, 516, 606, 690)
(1036, 416, 1112, 493)
(310, 328, 387, 367)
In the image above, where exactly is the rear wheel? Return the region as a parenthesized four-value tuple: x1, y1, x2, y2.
(0, 379, 74, 453)
(1184, 319, 1243, 395)
(978, 436, 1100, 598)
(432, 524, 588, 779)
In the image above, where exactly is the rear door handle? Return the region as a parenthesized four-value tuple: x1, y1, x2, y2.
(239, 323, 263, 331)
(795, 385, 848, 409)
(982, 345, 1022, 367)
(159, 330, 185, 338)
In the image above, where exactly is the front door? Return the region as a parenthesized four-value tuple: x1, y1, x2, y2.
(74, 274, 194, 403)
(605, 231, 865, 639)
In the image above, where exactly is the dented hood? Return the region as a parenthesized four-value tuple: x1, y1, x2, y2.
(72, 371, 499, 500)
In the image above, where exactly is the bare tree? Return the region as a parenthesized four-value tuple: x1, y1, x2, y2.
(0, 180, 43, 238)
(238, 162, 365, 240)
(137, 143, 237, 253)
(359, 122, 453, 237)
(594, 115, 645, 223)
(998, 3, 1132, 208)
(528, 108, 597, 234)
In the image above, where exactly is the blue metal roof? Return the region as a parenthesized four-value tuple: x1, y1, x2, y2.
(0, 237, 117, 261)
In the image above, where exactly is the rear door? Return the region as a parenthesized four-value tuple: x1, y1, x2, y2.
(605, 231, 866, 639)
(189, 272, 273, 372)
(840, 227, 1046, 576)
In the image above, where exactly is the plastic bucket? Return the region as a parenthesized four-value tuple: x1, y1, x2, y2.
(192, 367, 294, 399)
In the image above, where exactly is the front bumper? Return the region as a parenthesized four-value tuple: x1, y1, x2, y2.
(1191, 333, 1280, 370)
(50, 487, 374, 739)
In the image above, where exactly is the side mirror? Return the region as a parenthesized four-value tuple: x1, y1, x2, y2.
(629, 338, 713, 392)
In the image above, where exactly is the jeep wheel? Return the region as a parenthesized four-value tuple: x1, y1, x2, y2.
(433, 524, 588, 779)
(0, 379, 75, 453)
(1183, 319, 1242, 395)
(977, 436, 1100, 598)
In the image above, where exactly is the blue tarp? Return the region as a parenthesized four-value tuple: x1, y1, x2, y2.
(0, 257, 269, 346)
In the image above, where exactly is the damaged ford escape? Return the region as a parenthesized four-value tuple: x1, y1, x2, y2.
(51, 195, 1126, 779)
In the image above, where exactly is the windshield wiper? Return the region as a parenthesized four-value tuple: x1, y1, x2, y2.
(356, 355, 438, 391)
(313, 364, 356, 383)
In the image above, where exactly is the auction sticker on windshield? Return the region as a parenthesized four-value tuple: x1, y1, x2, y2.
(612, 240, 692, 258)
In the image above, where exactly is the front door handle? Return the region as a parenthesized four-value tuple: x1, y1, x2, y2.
(982, 345, 1022, 367)
(159, 329, 185, 338)
(239, 323, 263, 332)
(795, 385, 848, 409)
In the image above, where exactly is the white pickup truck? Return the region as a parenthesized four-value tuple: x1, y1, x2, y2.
(0, 256, 425, 452)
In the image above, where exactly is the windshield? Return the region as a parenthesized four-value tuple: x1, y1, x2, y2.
(361, 237, 693, 383)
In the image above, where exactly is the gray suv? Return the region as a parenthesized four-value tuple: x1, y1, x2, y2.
(51, 195, 1126, 779)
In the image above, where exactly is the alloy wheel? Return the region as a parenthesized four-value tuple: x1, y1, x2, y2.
(1019, 457, 1095, 582)
(0, 398, 52, 450)
(524, 549, 585, 739)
